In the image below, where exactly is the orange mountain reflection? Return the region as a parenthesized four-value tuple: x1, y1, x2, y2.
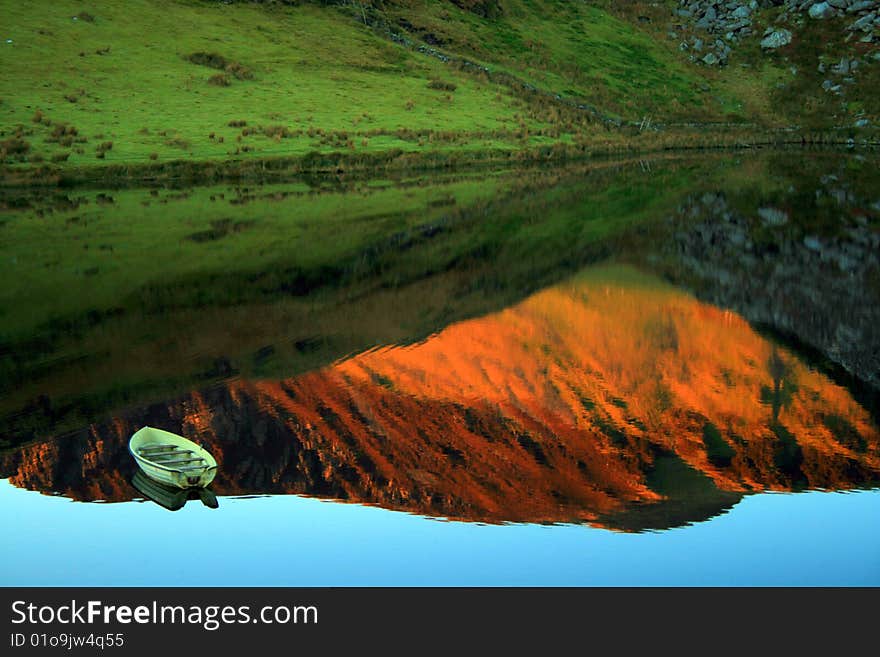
(4, 266, 878, 529)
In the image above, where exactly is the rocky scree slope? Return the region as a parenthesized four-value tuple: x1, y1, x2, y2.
(674, 0, 878, 66)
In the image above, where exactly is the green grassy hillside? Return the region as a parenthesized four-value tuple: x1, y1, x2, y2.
(1, 0, 877, 179)
(376, 0, 711, 117)
(0, 0, 525, 166)
(0, 0, 729, 175)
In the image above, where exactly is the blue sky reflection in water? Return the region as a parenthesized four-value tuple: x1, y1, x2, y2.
(1, 481, 878, 586)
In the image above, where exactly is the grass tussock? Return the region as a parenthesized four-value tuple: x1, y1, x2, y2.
(207, 73, 231, 87)
(46, 122, 86, 148)
(1, 137, 30, 161)
(427, 78, 457, 92)
(63, 89, 86, 104)
(164, 136, 190, 150)
(95, 141, 113, 159)
(49, 123, 78, 139)
(188, 52, 254, 81)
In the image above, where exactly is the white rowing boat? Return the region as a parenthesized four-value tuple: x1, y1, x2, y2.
(128, 426, 218, 489)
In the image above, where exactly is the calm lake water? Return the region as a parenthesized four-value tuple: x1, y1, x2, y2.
(1, 151, 879, 585)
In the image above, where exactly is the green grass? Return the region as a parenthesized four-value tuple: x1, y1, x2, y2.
(0, 0, 553, 168)
(384, 0, 711, 119)
(4, 0, 872, 179)
(0, 0, 770, 176)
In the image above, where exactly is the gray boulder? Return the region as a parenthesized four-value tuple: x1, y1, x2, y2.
(831, 57, 852, 74)
(850, 12, 877, 31)
(761, 29, 792, 49)
(758, 207, 789, 226)
(848, 2, 876, 13)
(804, 236, 823, 252)
(809, 2, 835, 19)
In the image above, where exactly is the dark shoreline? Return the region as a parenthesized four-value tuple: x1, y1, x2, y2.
(3, 131, 878, 190)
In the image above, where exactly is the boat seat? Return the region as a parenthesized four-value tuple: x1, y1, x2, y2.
(178, 464, 211, 472)
(138, 445, 181, 455)
(156, 457, 206, 466)
(148, 450, 196, 462)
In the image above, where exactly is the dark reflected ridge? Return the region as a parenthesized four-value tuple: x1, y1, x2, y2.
(2, 265, 877, 531)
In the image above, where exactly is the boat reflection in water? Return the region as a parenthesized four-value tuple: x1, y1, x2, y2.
(2, 265, 877, 531)
(131, 468, 219, 512)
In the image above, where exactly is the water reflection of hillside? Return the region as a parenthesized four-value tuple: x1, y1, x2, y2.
(4, 152, 879, 452)
(0, 159, 698, 446)
(657, 165, 880, 394)
(3, 266, 877, 531)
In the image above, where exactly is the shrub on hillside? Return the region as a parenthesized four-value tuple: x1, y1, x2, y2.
(1, 137, 31, 161)
(449, 1, 502, 19)
(224, 61, 254, 80)
(188, 52, 253, 80)
(427, 79, 457, 92)
(165, 137, 190, 150)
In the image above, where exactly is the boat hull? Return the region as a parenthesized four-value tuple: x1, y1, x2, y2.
(131, 469, 190, 511)
(132, 457, 217, 488)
